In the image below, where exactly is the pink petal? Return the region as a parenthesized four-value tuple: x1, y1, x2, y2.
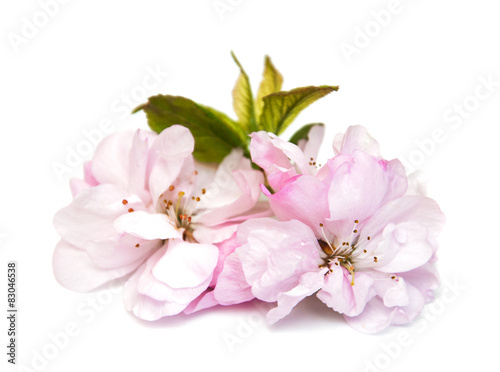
(152, 239, 218, 289)
(192, 222, 239, 245)
(400, 264, 439, 303)
(236, 218, 322, 302)
(69, 177, 90, 197)
(297, 124, 325, 164)
(183, 290, 219, 315)
(267, 270, 326, 325)
(210, 233, 239, 286)
(266, 133, 311, 175)
(266, 175, 330, 237)
(195, 149, 265, 226)
(361, 196, 445, 273)
(317, 265, 375, 317)
(128, 130, 157, 204)
(333, 125, 381, 157)
(371, 275, 410, 307)
(249, 131, 298, 192)
(122, 261, 188, 321)
(327, 151, 407, 223)
(85, 234, 161, 269)
(53, 240, 141, 292)
(70, 161, 99, 197)
(113, 211, 183, 240)
(147, 125, 195, 205)
(390, 282, 425, 325)
(343, 296, 397, 333)
(53, 184, 145, 249)
(223, 200, 273, 223)
(136, 247, 212, 304)
(91, 130, 135, 189)
(213, 252, 254, 305)
(83, 160, 99, 187)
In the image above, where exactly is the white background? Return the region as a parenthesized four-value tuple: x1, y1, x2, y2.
(1, 1, 499, 371)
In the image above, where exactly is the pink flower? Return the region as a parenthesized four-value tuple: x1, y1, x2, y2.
(53, 125, 268, 320)
(249, 124, 325, 192)
(216, 126, 445, 332)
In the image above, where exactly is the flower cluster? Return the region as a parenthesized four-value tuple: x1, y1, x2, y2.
(53, 55, 445, 333)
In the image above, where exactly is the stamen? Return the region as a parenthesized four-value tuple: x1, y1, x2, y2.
(347, 265, 355, 285)
(318, 239, 334, 255)
(319, 223, 335, 255)
(175, 191, 185, 215)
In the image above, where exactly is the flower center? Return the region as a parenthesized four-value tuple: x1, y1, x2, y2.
(159, 185, 207, 243)
(317, 220, 371, 286)
(318, 220, 399, 285)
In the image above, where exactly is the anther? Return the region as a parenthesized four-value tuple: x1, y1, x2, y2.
(128, 208, 134, 213)
(318, 240, 333, 256)
(122, 199, 128, 205)
(168, 185, 175, 191)
(135, 244, 140, 248)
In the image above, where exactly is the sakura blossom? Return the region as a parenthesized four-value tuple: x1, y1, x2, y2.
(216, 125, 445, 332)
(53, 125, 267, 320)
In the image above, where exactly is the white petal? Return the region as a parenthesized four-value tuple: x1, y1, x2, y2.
(113, 211, 182, 240)
(266, 271, 325, 325)
(53, 240, 141, 292)
(152, 240, 219, 289)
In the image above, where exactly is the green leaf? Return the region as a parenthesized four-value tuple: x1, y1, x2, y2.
(255, 55, 283, 119)
(289, 123, 324, 146)
(231, 51, 257, 133)
(259, 85, 338, 135)
(133, 95, 247, 163)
